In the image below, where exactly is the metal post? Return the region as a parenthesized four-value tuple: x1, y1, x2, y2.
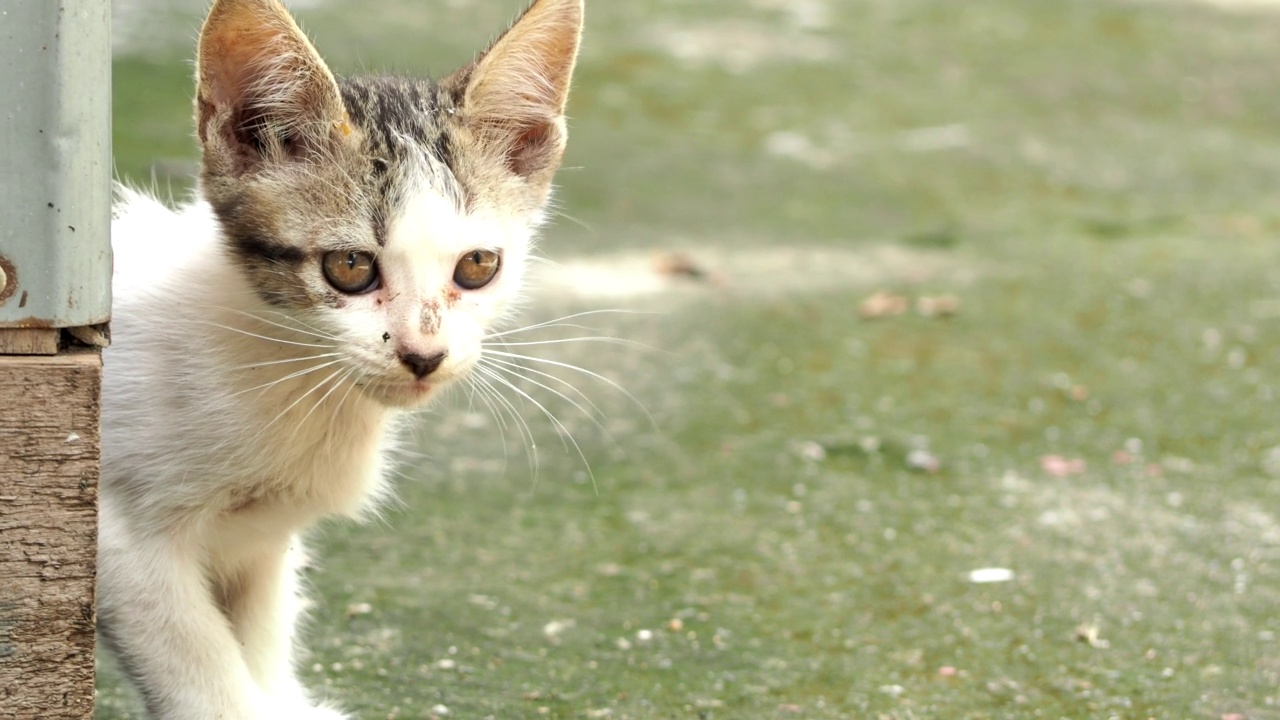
(0, 0, 112, 345)
(0, 1, 111, 718)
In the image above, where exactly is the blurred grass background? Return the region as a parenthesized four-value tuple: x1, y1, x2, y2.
(103, 0, 1280, 717)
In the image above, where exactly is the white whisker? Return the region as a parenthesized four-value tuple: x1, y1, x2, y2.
(461, 377, 510, 476)
(479, 356, 609, 432)
(197, 321, 336, 350)
(193, 305, 341, 343)
(474, 364, 596, 494)
(481, 349, 654, 429)
(262, 366, 348, 432)
(485, 309, 658, 340)
(294, 365, 359, 437)
(471, 370, 538, 479)
(229, 359, 345, 398)
(549, 208, 590, 230)
(233, 353, 343, 371)
(485, 335, 657, 352)
(262, 309, 344, 342)
(326, 365, 365, 449)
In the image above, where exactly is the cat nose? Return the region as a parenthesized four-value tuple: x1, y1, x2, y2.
(400, 351, 447, 379)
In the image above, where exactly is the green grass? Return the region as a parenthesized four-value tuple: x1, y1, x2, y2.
(102, 0, 1280, 717)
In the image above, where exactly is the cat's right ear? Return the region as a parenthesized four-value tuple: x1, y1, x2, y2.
(196, 0, 349, 176)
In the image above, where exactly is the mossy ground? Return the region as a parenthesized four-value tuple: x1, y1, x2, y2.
(103, 0, 1280, 717)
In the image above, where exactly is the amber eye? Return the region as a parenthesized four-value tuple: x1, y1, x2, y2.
(321, 250, 379, 294)
(453, 249, 501, 290)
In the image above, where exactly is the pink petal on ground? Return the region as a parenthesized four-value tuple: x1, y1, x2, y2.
(1040, 455, 1087, 477)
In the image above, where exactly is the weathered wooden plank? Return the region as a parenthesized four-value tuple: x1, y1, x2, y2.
(0, 329, 59, 357)
(0, 351, 100, 720)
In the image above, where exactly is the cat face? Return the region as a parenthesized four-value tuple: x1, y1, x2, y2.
(194, 0, 582, 408)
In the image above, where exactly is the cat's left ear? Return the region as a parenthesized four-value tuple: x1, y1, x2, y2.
(452, 0, 584, 189)
(196, 0, 349, 177)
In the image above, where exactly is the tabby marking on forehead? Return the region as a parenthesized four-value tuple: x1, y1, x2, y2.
(338, 76, 469, 232)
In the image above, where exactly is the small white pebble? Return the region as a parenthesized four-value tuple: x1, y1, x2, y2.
(879, 684, 905, 697)
(543, 619, 573, 638)
(795, 441, 826, 462)
(636, 629, 653, 642)
(906, 449, 940, 472)
(437, 658, 456, 670)
(431, 704, 449, 715)
(968, 568, 1015, 584)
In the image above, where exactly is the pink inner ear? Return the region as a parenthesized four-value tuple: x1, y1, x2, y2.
(200, 8, 292, 109)
(197, 9, 346, 173)
(506, 121, 557, 178)
(204, 45, 255, 107)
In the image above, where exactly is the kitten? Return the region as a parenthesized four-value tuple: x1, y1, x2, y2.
(100, 0, 583, 717)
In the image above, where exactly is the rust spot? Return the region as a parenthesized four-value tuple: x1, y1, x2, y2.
(0, 255, 16, 305)
(7, 316, 55, 328)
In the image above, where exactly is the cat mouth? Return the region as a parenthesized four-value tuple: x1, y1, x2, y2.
(350, 375, 438, 408)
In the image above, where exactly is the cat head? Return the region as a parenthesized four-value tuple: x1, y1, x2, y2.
(195, 0, 583, 408)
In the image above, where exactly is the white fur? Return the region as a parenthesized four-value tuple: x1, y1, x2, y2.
(101, 0, 582, 713)
(100, 185, 530, 719)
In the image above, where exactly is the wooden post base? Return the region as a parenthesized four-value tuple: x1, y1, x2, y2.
(0, 350, 100, 719)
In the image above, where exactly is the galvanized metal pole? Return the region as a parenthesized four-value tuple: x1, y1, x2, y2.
(0, 0, 112, 345)
(0, 1, 111, 718)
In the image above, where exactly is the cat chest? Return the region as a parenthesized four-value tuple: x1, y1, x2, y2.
(220, 426, 391, 523)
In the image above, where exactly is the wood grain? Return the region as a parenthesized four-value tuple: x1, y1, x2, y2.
(0, 329, 59, 356)
(0, 351, 100, 720)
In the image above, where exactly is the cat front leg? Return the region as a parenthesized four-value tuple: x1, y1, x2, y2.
(97, 519, 276, 720)
(222, 536, 347, 720)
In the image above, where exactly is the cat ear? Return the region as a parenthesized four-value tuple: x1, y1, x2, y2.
(455, 0, 584, 184)
(196, 0, 348, 176)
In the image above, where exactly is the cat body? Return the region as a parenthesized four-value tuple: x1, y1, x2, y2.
(99, 1, 583, 717)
